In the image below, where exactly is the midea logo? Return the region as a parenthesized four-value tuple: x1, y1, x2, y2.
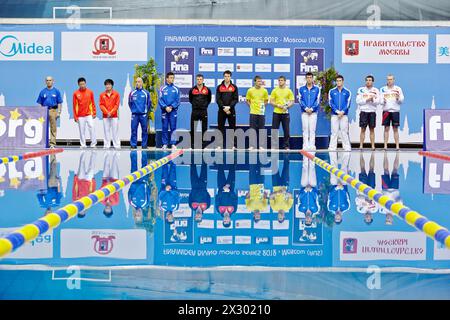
(0, 35, 52, 57)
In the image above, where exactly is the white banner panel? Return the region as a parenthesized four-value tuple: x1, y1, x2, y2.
(236, 63, 253, 72)
(0, 32, 53, 61)
(340, 231, 426, 261)
(274, 48, 291, 57)
(61, 229, 147, 259)
(274, 64, 291, 72)
(198, 63, 215, 72)
(255, 63, 272, 72)
(0, 228, 53, 259)
(61, 32, 148, 61)
(342, 34, 429, 63)
(434, 240, 450, 260)
(436, 34, 450, 64)
(236, 47, 253, 56)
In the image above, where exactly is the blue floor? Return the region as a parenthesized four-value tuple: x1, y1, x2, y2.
(0, 148, 449, 299)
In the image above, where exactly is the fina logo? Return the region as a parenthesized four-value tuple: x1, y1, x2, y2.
(299, 49, 320, 73)
(429, 115, 450, 141)
(0, 34, 52, 58)
(255, 48, 271, 56)
(199, 47, 215, 56)
(170, 48, 190, 72)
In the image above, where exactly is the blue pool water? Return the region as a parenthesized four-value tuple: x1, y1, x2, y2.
(0, 149, 449, 299)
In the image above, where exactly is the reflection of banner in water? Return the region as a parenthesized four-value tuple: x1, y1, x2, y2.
(339, 231, 426, 261)
(60, 229, 147, 259)
(0, 155, 46, 191)
(0, 228, 52, 259)
(0, 107, 48, 148)
(422, 153, 450, 194)
(293, 189, 323, 245)
(164, 189, 193, 244)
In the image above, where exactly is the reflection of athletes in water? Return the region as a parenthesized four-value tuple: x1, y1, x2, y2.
(72, 151, 97, 218)
(159, 161, 180, 224)
(355, 152, 377, 225)
(298, 154, 320, 226)
(215, 164, 237, 228)
(270, 154, 293, 223)
(189, 164, 211, 223)
(101, 151, 120, 218)
(299, 229, 317, 242)
(245, 160, 268, 222)
(128, 151, 150, 224)
(37, 154, 63, 215)
(380, 152, 401, 225)
(327, 152, 351, 224)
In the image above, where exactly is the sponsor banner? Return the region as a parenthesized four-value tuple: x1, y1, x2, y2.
(198, 63, 215, 72)
(235, 236, 251, 245)
(236, 63, 253, 72)
(0, 32, 53, 61)
(217, 220, 233, 229)
(424, 109, 450, 151)
(0, 107, 48, 149)
(203, 78, 216, 88)
(217, 235, 233, 245)
(340, 231, 426, 261)
(60, 229, 147, 259)
(274, 63, 291, 73)
(236, 47, 253, 56)
(0, 155, 46, 191)
(255, 48, 272, 56)
(61, 32, 147, 61)
(0, 228, 53, 259)
(262, 79, 272, 88)
(342, 34, 428, 63)
(236, 79, 253, 88)
(254, 220, 270, 230)
(423, 157, 450, 194)
(217, 47, 235, 56)
(255, 236, 269, 244)
(434, 240, 450, 260)
(197, 219, 215, 229)
(273, 236, 289, 245)
(217, 63, 234, 72)
(272, 220, 289, 230)
(275, 79, 291, 88)
(235, 219, 252, 229)
(274, 48, 291, 57)
(199, 236, 214, 244)
(436, 34, 450, 64)
(199, 47, 215, 56)
(255, 63, 272, 72)
(294, 48, 324, 100)
(165, 47, 195, 102)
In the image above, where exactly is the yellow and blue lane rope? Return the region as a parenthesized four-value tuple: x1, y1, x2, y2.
(0, 149, 184, 258)
(300, 150, 450, 249)
(0, 148, 64, 165)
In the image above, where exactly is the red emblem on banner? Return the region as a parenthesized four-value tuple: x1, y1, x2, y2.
(92, 235, 116, 254)
(92, 34, 116, 55)
(345, 40, 359, 56)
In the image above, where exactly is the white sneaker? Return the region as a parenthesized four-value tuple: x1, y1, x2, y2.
(162, 145, 168, 150)
(248, 146, 255, 151)
(328, 147, 336, 151)
(172, 144, 178, 151)
(310, 145, 316, 151)
(216, 146, 222, 150)
(259, 146, 265, 151)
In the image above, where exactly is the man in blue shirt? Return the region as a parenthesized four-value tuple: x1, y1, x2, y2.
(328, 75, 352, 151)
(158, 72, 181, 150)
(36, 76, 63, 148)
(128, 77, 152, 149)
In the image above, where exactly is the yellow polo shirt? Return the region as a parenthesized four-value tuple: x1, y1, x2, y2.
(270, 87, 295, 114)
(246, 86, 269, 115)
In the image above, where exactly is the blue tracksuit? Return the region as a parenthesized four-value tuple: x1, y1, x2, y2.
(298, 187, 319, 214)
(298, 85, 321, 113)
(328, 86, 351, 115)
(159, 161, 180, 213)
(327, 185, 350, 213)
(129, 87, 152, 148)
(158, 83, 181, 146)
(128, 151, 150, 209)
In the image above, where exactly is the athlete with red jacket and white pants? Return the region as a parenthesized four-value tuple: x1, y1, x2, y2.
(73, 77, 97, 148)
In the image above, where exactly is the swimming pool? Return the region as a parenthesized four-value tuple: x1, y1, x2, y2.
(0, 149, 449, 299)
